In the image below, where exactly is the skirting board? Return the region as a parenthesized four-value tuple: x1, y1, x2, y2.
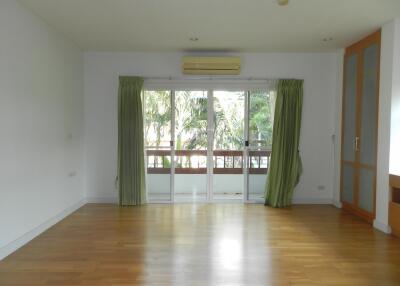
(292, 198, 333, 205)
(373, 219, 392, 234)
(0, 199, 86, 260)
(87, 196, 334, 205)
(332, 200, 343, 208)
(86, 196, 118, 204)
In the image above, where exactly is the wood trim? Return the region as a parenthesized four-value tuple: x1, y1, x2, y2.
(248, 150, 271, 156)
(389, 202, 400, 238)
(249, 168, 268, 174)
(213, 150, 243, 156)
(213, 168, 242, 174)
(345, 30, 381, 56)
(146, 150, 171, 156)
(390, 174, 400, 189)
(389, 175, 400, 238)
(147, 168, 171, 174)
(175, 150, 207, 156)
(341, 161, 375, 171)
(390, 174, 400, 206)
(176, 168, 207, 174)
(342, 201, 374, 224)
(393, 189, 400, 205)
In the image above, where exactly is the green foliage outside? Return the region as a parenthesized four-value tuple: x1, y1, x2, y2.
(144, 90, 275, 152)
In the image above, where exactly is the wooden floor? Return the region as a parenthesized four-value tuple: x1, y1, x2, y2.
(1, 204, 400, 286)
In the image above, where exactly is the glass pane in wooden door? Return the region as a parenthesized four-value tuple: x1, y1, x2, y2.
(358, 168, 374, 213)
(359, 44, 378, 166)
(342, 54, 358, 162)
(342, 164, 354, 204)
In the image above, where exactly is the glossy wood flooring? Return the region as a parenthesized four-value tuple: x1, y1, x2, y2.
(1, 204, 400, 286)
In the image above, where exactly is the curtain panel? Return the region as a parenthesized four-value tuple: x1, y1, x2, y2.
(118, 76, 146, 206)
(265, 79, 304, 207)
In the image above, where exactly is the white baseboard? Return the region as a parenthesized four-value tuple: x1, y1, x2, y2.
(373, 219, 392, 234)
(332, 200, 342, 208)
(292, 197, 333, 205)
(0, 199, 86, 261)
(86, 196, 118, 204)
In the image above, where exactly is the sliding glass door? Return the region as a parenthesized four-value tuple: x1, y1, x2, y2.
(212, 91, 245, 200)
(144, 90, 173, 201)
(144, 87, 274, 203)
(245, 90, 275, 202)
(174, 91, 208, 202)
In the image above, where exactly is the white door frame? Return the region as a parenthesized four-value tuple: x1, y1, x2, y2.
(144, 84, 271, 204)
(207, 89, 214, 202)
(170, 90, 176, 203)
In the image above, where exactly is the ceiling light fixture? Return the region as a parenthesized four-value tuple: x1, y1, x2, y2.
(277, 0, 289, 6)
(189, 37, 199, 42)
(323, 37, 333, 42)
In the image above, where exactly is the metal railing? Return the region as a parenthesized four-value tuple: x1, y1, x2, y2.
(146, 149, 271, 174)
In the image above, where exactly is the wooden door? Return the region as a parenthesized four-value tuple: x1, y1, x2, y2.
(340, 30, 381, 223)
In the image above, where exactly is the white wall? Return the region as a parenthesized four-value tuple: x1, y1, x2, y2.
(374, 18, 400, 233)
(0, 0, 84, 257)
(389, 19, 400, 176)
(84, 51, 339, 204)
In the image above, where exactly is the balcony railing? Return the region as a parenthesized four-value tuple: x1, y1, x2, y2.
(146, 149, 271, 174)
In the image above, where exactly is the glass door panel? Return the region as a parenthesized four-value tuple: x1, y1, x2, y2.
(342, 54, 358, 162)
(247, 149, 271, 201)
(341, 54, 358, 206)
(144, 90, 172, 201)
(174, 91, 208, 201)
(358, 167, 375, 212)
(247, 90, 275, 201)
(360, 44, 378, 166)
(212, 91, 245, 200)
(342, 163, 355, 204)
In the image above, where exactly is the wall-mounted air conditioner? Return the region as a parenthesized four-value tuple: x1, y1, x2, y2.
(182, 57, 241, 75)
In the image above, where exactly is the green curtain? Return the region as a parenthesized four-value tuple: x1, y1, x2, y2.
(118, 76, 146, 206)
(265, 79, 303, 207)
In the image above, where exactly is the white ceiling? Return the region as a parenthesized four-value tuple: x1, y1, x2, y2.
(18, 0, 400, 52)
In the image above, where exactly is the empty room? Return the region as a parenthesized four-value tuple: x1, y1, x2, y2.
(1, 0, 400, 285)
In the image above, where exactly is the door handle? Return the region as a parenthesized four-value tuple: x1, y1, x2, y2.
(355, 137, 360, 152)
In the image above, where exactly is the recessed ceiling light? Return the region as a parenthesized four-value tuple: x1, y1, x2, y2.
(277, 0, 289, 6)
(190, 37, 199, 42)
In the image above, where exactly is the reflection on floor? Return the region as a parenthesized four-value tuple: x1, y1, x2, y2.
(1, 204, 400, 285)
